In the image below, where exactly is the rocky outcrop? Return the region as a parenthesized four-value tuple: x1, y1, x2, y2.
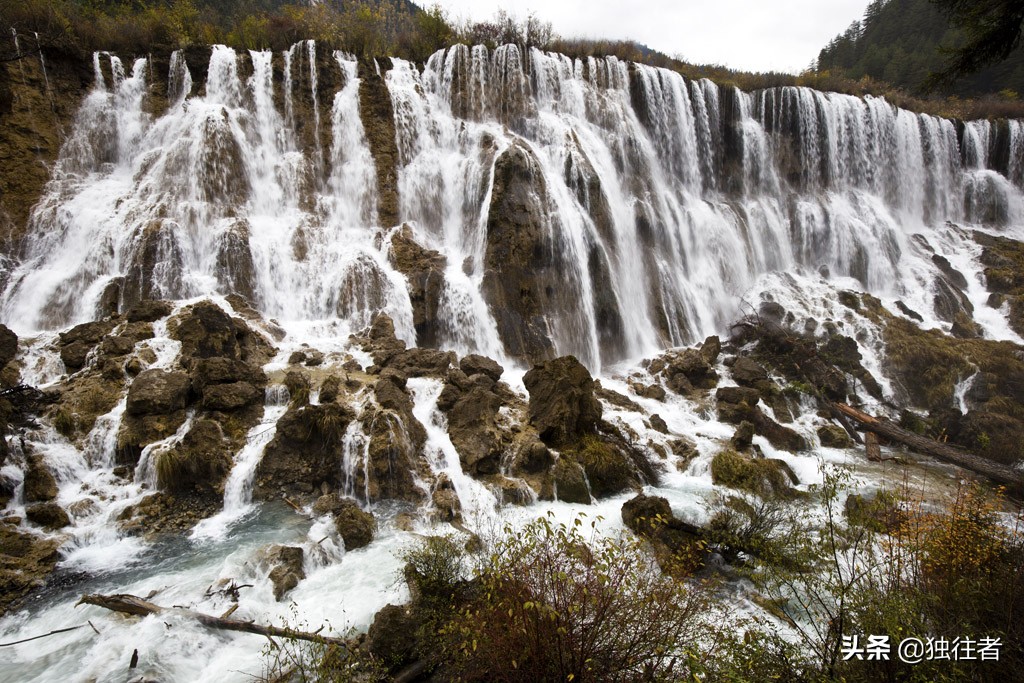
(358, 59, 399, 227)
(255, 403, 355, 498)
(154, 419, 233, 495)
(388, 226, 446, 347)
(710, 448, 798, 498)
(646, 335, 721, 394)
(58, 319, 117, 372)
(23, 452, 58, 503)
(523, 355, 602, 447)
(215, 219, 257, 301)
(169, 300, 273, 365)
(482, 142, 558, 363)
(122, 220, 185, 309)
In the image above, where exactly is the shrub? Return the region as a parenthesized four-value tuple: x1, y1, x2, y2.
(438, 514, 713, 682)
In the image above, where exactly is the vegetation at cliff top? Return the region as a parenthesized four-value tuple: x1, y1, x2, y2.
(4, 0, 1024, 121)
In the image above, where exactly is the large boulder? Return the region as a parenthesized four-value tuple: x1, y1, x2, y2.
(26, 502, 71, 530)
(154, 419, 233, 495)
(255, 403, 355, 498)
(312, 494, 376, 550)
(23, 453, 58, 502)
(58, 319, 117, 371)
(126, 370, 190, 416)
(0, 526, 61, 616)
(621, 494, 706, 574)
(523, 355, 602, 446)
(444, 381, 505, 475)
(170, 300, 272, 364)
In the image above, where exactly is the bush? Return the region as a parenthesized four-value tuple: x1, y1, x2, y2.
(437, 514, 713, 682)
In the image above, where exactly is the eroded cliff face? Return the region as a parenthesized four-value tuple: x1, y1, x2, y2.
(0, 48, 92, 255)
(2, 43, 1024, 671)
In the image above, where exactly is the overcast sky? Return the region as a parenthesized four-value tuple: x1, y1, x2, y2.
(433, 0, 872, 74)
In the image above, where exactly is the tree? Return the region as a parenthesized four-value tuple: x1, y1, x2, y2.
(927, 0, 1024, 88)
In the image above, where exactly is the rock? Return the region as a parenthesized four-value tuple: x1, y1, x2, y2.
(365, 409, 425, 503)
(335, 500, 376, 550)
(122, 220, 185, 307)
(99, 335, 135, 357)
(495, 477, 534, 505)
(287, 350, 306, 365)
(700, 335, 722, 365)
(199, 381, 262, 411)
(731, 357, 769, 386)
(715, 386, 761, 406)
(649, 414, 669, 434)
(432, 485, 461, 521)
(126, 299, 173, 323)
(319, 375, 341, 403)
(25, 502, 70, 530)
(552, 457, 591, 504)
(59, 319, 117, 371)
(664, 348, 717, 387)
(388, 226, 447, 347)
(260, 545, 305, 601)
(751, 410, 808, 452)
(621, 494, 706, 574)
(817, 424, 854, 448)
(633, 382, 666, 400)
(126, 370, 190, 416)
(303, 349, 324, 367)
(569, 435, 637, 497)
(711, 449, 798, 498)
(481, 143, 561, 363)
(758, 301, 786, 323)
(367, 604, 419, 672)
(255, 403, 355, 498)
(189, 357, 266, 391)
(312, 493, 376, 549)
(731, 421, 755, 450)
(154, 419, 232, 495)
(951, 311, 982, 339)
(515, 440, 553, 474)
(0, 324, 17, 368)
(445, 384, 504, 474)
(284, 370, 311, 406)
(459, 354, 504, 382)
(594, 382, 641, 411)
(215, 218, 256, 301)
(385, 347, 456, 378)
(23, 454, 58, 502)
(170, 300, 272, 363)
(523, 355, 602, 446)
(0, 526, 61, 616)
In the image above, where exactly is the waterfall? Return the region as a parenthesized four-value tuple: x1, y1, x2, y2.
(2, 42, 1024, 371)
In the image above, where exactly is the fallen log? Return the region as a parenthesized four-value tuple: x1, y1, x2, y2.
(77, 594, 349, 648)
(831, 403, 1024, 493)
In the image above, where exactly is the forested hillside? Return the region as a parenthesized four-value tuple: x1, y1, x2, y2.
(816, 0, 1024, 96)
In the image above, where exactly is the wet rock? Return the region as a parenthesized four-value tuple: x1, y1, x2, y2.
(660, 347, 719, 390)
(367, 604, 418, 673)
(355, 313, 407, 368)
(817, 424, 854, 448)
(621, 494, 706, 575)
(122, 220, 185, 307)
(459, 354, 504, 382)
(118, 492, 221, 536)
(255, 403, 355, 498)
(125, 299, 173, 323)
(385, 347, 456, 378)
(895, 300, 924, 322)
(482, 142, 560, 363)
(99, 335, 135, 357)
(711, 448, 798, 498)
(0, 324, 17, 368)
(495, 476, 534, 505)
(568, 435, 638, 497)
(215, 218, 256, 301)
(700, 335, 722, 365)
(313, 494, 376, 550)
(155, 419, 232, 495)
(515, 440, 554, 474)
(366, 409, 424, 503)
(59, 319, 116, 371)
(319, 375, 341, 403)
(25, 502, 70, 530)
(594, 381, 641, 411)
(731, 357, 769, 386)
(649, 414, 669, 434)
(126, 370, 190, 416)
(389, 226, 447, 347)
(200, 381, 262, 411)
(189, 357, 266, 391)
(523, 355, 602, 446)
(23, 453, 58, 503)
(551, 457, 591, 504)
(432, 481, 461, 521)
(0, 526, 61, 616)
(951, 311, 982, 339)
(632, 382, 666, 400)
(445, 383, 505, 475)
(260, 545, 305, 601)
(283, 371, 311, 406)
(303, 349, 324, 367)
(731, 421, 755, 450)
(170, 300, 273, 364)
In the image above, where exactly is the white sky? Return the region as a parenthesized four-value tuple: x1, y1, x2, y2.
(433, 0, 872, 74)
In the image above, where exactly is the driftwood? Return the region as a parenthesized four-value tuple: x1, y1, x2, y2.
(78, 594, 349, 648)
(832, 403, 1024, 493)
